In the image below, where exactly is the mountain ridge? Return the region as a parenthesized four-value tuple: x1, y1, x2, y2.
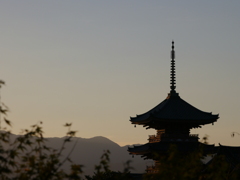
(5, 133, 151, 175)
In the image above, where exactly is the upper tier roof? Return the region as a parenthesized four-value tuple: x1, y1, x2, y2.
(130, 91, 219, 127)
(130, 42, 219, 128)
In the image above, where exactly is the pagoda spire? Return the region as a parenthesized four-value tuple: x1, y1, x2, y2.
(170, 41, 176, 93)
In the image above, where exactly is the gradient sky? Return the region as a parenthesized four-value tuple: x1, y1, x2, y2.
(0, 1, 239, 146)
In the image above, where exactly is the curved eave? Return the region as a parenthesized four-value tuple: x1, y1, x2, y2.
(128, 142, 217, 156)
(128, 144, 151, 155)
(130, 93, 219, 126)
(131, 115, 218, 128)
(214, 144, 240, 165)
(130, 98, 168, 124)
(150, 115, 218, 125)
(217, 144, 240, 152)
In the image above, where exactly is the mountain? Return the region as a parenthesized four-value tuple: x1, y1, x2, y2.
(45, 136, 152, 175)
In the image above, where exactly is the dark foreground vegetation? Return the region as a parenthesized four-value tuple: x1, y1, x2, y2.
(0, 81, 239, 180)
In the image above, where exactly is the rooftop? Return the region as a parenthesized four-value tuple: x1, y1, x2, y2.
(130, 42, 218, 128)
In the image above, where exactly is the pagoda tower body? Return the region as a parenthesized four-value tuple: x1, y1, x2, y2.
(128, 42, 219, 173)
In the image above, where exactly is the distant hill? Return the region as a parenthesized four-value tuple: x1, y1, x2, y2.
(45, 136, 152, 175)
(8, 134, 153, 175)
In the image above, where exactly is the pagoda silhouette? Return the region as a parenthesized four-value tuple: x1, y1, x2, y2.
(128, 42, 240, 174)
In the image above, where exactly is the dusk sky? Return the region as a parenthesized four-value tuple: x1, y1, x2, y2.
(0, 1, 239, 146)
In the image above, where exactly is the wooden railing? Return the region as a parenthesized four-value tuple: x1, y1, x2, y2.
(148, 134, 199, 143)
(148, 135, 161, 143)
(146, 165, 158, 173)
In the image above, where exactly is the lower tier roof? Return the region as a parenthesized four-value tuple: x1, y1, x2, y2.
(128, 141, 219, 157)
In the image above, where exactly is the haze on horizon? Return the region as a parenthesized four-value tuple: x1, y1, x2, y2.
(0, 1, 239, 147)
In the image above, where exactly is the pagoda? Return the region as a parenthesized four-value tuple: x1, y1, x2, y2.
(128, 42, 219, 173)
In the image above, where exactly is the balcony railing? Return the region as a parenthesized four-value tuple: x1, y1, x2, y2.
(148, 134, 199, 143)
(146, 165, 159, 173)
(148, 135, 161, 143)
(161, 134, 199, 138)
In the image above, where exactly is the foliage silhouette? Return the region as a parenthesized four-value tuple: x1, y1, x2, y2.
(85, 150, 134, 180)
(0, 81, 83, 179)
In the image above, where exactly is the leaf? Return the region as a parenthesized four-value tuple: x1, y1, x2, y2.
(64, 123, 72, 127)
(4, 118, 12, 127)
(0, 80, 5, 88)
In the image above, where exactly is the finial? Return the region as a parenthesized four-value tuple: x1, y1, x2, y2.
(170, 41, 176, 93)
(171, 41, 175, 59)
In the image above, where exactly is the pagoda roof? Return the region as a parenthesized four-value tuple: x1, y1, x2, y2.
(130, 42, 219, 128)
(130, 92, 219, 127)
(214, 144, 240, 170)
(128, 141, 216, 157)
(204, 144, 240, 172)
